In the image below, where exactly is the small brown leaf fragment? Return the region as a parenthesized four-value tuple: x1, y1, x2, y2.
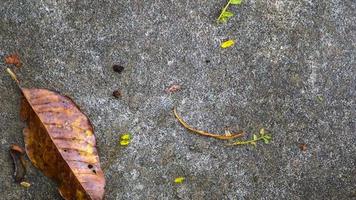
(10, 144, 26, 183)
(165, 84, 181, 94)
(112, 90, 122, 98)
(173, 107, 244, 140)
(5, 54, 22, 68)
(299, 143, 307, 151)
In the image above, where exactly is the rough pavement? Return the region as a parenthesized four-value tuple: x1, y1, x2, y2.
(0, 0, 355, 199)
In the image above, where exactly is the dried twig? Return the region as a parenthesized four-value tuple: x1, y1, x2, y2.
(173, 107, 244, 140)
(6, 68, 20, 85)
(10, 144, 27, 183)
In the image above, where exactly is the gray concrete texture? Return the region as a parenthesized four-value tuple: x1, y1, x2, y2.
(0, 0, 355, 199)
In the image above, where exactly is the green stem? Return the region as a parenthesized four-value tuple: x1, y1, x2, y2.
(217, 0, 231, 23)
(237, 137, 262, 144)
(229, 136, 266, 146)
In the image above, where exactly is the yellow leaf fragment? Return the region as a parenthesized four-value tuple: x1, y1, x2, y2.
(220, 40, 235, 48)
(119, 133, 132, 146)
(119, 140, 130, 146)
(120, 133, 131, 140)
(20, 181, 31, 188)
(174, 177, 185, 184)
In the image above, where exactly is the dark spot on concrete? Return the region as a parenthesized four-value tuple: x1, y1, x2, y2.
(112, 90, 122, 98)
(112, 65, 124, 74)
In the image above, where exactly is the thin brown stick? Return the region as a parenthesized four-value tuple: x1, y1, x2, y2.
(173, 107, 244, 140)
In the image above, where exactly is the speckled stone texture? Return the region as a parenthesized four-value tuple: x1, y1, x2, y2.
(0, 0, 355, 199)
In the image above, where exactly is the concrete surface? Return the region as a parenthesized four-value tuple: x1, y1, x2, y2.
(0, 0, 355, 199)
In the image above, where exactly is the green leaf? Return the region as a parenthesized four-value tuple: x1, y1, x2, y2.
(263, 138, 269, 144)
(230, 0, 242, 5)
(222, 11, 234, 18)
(253, 134, 257, 140)
(259, 128, 265, 135)
(316, 95, 324, 102)
(218, 16, 228, 23)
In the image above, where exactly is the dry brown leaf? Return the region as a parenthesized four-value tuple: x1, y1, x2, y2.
(7, 69, 105, 200)
(173, 107, 244, 140)
(5, 54, 22, 68)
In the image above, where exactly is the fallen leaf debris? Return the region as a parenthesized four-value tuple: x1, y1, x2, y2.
(174, 108, 272, 147)
(119, 133, 132, 146)
(165, 84, 182, 94)
(174, 177, 185, 184)
(220, 39, 235, 49)
(6, 68, 106, 200)
(5, 53, 22, 68)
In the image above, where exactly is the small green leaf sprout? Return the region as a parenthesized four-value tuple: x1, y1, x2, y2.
(229, 128, 272, 147)
(217, 0, 243, 23)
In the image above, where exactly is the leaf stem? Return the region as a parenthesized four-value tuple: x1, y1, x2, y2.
(232, 137, 262, 145)
(228, 134, 272, 146)
(173, 107, 244, 140)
